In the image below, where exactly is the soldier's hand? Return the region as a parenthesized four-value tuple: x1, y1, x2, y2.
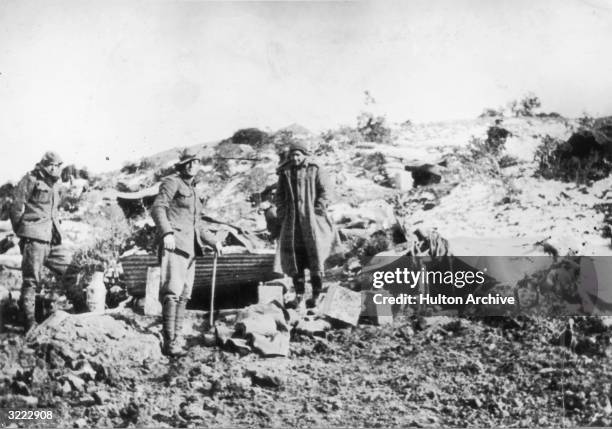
(213, 241, 223, 256)
(163, 234, 176, 251)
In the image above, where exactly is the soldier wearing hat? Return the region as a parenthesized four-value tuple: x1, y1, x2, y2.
(151, 147, 222, 357)
(275, 140, 335, 308)
(10, 151, 72, 332)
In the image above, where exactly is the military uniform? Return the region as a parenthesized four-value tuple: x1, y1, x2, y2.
(275, 142, 334, 307)
(10, 153, 71, 331)
(151, 161, 216, 355)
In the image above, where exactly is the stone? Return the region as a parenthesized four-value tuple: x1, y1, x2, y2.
(250, 332, 290, 357)
(257, 285, 284, 305)
(0, 394, 38, 407)
(215, 324, 233, 346)
(263, 277, 293, 291)
(73, 361, 97, 382)
(63, 373, 85, 392)
(246, 366, 285, 389)
(179, 402, 213, 421)
(11, 380, 30, 396)
(92, 390, 110, 405)
(78, 394, 96, 407)
(319, 285, 362, 326)
(393, 170, 414, 191)
(74, 417, 88, 428)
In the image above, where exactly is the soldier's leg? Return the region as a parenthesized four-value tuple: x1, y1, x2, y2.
(44, 244, 72, 283)
(289, 273, 306, 309)
(20, 240, 49, 331)
(290, 222, 308, 308)
(308, 270, 324, 308)
(174, 257, 195, 348)
(159, 250, 188, 356)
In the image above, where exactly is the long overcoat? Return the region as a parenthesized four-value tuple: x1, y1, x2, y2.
(275, 159, 334, 275)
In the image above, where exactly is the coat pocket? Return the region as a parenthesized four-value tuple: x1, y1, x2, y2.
(32, 186, 51, 204)
(174, 189, 192, 208)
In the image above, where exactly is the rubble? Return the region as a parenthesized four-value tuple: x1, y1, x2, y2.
(319, 284, 362, 326)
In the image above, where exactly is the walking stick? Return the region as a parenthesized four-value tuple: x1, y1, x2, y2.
(209, 252, 218, 330)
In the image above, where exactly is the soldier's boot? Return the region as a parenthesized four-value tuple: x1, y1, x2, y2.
(20, 288, 37, 333)
(162, 297, 185, 357)
(173, 297, 188, 354)
(307, 275, 323, 309)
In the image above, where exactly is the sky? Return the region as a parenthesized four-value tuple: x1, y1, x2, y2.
(1, 0, 611, 182)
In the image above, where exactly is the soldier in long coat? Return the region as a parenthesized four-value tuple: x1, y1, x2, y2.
(151, 148, 221, 356)
(275, 141, 334, 308)
(10, 152, 72, 332)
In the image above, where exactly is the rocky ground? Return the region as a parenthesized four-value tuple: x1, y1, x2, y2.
(1, 114, 612, 427)
(1, 311, 611, 428)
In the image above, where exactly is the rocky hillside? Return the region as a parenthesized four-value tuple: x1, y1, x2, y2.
(93, 115, 612, 258)
(1, 112, 612, 428)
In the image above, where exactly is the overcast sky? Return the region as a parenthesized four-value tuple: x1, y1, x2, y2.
(1, 0, 611, 182)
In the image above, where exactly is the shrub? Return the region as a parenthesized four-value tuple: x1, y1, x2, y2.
(58, 194, 82, 213)
(238, 166, 270, 195)
(138, 158, 156, 171)
(350, 230, 395, 266)
(533, 134, 610, 183)
(357, 112, 392, 143)
(61, 202, 131, 311)
(78, 167, 91, 181)
(231, 128, 270, 148)
(271, 130, 296, 148)
(353, 151, 393, 187)
(479, 108, 504, 118)
(454, 137, 502, 177)
(60, 165, 92, 183)
(498, 155, 520, 169)
(510, 94, 541, 117)
(577, 113, 596, 129)
(485, 121, 512, 156)
(124, 223, 158, 254)
(321, 126, 363, 148)
(120, 162, 139, 174)
(536, 112, 563, 119)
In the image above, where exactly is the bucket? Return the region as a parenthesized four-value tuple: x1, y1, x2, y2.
(86, 271, 107, 313)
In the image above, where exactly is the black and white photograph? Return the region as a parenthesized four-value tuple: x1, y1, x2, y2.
(1, 0, 612, 427)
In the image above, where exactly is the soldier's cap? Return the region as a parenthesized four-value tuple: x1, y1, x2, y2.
(288, 140, 310, 155)
(175, 147, 200, 167)
(40, 151, 63, 166)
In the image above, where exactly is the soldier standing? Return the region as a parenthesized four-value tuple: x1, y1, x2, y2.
(276, 141, 334, 308)
(10, 152, 72, 332)
(151, 148, 221, 357)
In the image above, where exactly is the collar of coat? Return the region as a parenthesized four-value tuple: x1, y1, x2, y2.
(174, 172, 197, 187)
(32, 164, 58, 186)
(277, 158, 320, 174)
